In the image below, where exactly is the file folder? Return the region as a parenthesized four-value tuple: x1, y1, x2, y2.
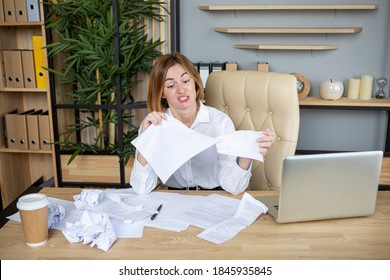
(257, 62, 269, 72)
(38, 111, 51, 150)
(0, 0, 5, 22)
(32, 35, 47, 88)
(21, 50, 36, 88)
(3, 109, 18, 148)
(5, 109, 33, 150)
(3, 50, 24, 88)
(26, 0, 40, 22)
(225, 62, 238, 71)
(15, 0, 28, 22)
(0, 51, 5, 88)
(26, 109, 42, 150)
(3, 0, 16, 23)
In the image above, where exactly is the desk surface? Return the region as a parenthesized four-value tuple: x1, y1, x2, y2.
(0, 188, 389, 260)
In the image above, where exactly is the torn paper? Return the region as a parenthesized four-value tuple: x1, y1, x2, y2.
(131, 115, 219, 183)
(217, 130, 264, 162)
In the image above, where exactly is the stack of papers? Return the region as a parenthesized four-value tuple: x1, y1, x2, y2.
(8, 189, 268, 250)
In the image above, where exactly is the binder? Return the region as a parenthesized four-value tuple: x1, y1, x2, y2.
(21, 50, 36, 88)
(32, 35, 47, 88)
(5, 109, 33, 150)
(3, 0, 16, 23)
(225, 62, 238, 71)
(3, 109, 18, 148)
(257, 62, 269, 72)
(15, 0, 28, 22)
(198, 62, 211, 87)
(38, 111, 51, 150)
(26, 0, 40, 22)
(211, 62, 226, 72)
(26, 109, 42, 150)
(3, 50, 24, 88)
(0, 0, 5, 22)
(0, 51, 5, 88)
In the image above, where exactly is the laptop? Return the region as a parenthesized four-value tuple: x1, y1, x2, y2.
(258, 151, 383, 223)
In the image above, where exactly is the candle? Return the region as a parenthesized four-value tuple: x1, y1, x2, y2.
(359, 75, 374, 100)
(347, 78, 360, 99)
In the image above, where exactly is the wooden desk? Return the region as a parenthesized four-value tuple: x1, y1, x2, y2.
(0, 188, 389, 260)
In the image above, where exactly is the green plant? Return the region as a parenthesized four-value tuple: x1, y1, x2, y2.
(45, 0, 166, 164)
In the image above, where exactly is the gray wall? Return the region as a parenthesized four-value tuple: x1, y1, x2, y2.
(179, 0, 390, 152)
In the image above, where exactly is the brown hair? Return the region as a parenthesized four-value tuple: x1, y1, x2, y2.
(147, 52, 204, 112)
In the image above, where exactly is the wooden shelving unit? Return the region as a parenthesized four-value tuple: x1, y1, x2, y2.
(234, 44, 339, 51)
(200, 4, 379, 11)
(214, 27, 363, 34)
(0, 2, 56, 208)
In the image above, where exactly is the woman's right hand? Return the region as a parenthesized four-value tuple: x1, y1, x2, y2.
(140, 111, 167, 133)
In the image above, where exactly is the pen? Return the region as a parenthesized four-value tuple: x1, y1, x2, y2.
(150, 204, 163, 220)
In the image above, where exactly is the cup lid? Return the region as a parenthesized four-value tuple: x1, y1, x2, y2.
(17, 193, 49, 211)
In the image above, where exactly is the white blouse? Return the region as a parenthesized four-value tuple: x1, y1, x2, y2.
(130, 103, 252, 195)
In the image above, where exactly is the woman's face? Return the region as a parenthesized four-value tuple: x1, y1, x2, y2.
(162, 63, 197, 112)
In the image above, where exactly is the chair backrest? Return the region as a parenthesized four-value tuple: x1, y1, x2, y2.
(205, 70, 300, 191)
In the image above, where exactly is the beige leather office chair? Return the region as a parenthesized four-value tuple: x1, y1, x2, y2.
(205, 70, 300, 191)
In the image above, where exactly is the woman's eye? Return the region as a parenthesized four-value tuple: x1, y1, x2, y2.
(166, 84, 175, 89)
(183, 79, 190, 84)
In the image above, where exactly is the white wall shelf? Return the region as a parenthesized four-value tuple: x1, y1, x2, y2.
(214, 27, 363, 34)
(200, 5, 378, 11)
(234, 44, 339, 51)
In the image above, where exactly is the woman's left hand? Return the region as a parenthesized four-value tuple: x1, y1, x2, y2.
(257, 129, 274, 157)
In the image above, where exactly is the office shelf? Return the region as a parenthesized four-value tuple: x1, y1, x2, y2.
(214, 27, 363, 34)
(0, 147, 53, 154)
(299, 96, 390, 109)
(234, 44, 339, 51)
(299, 97, 390, 156)
(0, 87, 47, 93)
(0, 22, 43, 27)
(199, 5, 378, 11)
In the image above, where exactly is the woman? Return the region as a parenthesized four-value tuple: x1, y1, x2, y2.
(130, 52, 274, 195)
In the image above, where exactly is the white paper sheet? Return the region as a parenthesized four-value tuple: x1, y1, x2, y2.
(175, 193, 241, 229)
(217, 130, 264, 162)
(131, 115, 220, 183)
(6, 190, 265, 247)
(197, 192, 268, 244)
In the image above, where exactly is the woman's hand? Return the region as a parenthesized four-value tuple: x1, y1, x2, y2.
(140, 111, 167, 133)
(257, 129, 274, 157)
(237, 129, 274, 171)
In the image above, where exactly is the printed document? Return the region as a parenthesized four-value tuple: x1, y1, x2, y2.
(197, 192, 268, 244)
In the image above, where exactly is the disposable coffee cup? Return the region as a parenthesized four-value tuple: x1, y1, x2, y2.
(17, 193, 49, 247)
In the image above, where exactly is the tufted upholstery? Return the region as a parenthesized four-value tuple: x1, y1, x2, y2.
(205, 70, 300, 191)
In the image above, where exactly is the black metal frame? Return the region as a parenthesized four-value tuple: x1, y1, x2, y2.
(46, 0, 180, 188)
